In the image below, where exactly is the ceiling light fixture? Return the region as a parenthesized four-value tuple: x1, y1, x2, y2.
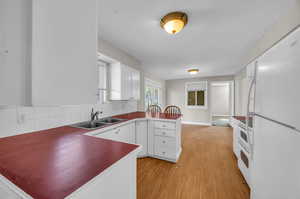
(188, 69, 199, 75)
(160, 12, 188, 34)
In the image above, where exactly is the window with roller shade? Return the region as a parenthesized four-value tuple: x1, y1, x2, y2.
(186, 81, 208, 109)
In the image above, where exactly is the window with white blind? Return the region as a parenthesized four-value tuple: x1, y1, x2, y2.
(97, 60, 108, 104)
(145, 78, 162, 110)
(185, 81, 208, 109)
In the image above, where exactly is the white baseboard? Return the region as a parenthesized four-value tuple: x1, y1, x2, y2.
(182, 121, 211, 126)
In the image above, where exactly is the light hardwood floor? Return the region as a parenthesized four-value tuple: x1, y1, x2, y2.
(137, 124, 250, 199)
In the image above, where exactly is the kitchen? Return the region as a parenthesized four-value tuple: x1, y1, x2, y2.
(1, 0, 300, 199)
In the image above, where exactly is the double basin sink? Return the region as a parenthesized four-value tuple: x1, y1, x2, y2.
(71, 117, 125, 130)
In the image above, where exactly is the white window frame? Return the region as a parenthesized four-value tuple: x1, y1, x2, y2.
(185, 81, 208, 109)
(97, 60, 109, 104)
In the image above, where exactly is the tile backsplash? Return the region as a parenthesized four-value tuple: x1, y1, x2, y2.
(0, 101, 138, 138)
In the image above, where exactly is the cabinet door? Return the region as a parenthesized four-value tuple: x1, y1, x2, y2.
(110, 63, 122, 100)
(131, 68, 140, 100)
(121, 65, 131, 100)
(94, 129, 117, 141)
(136, 120, 148, 156)
(118, 123, 135, 144)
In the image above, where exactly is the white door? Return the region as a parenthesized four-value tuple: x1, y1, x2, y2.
(210, 81, 234, 122)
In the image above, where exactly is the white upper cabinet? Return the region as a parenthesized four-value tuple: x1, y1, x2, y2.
(110, 63, 130, 100)
(31, 0, 98, 106)
(110, 63, 140, 101)
(129, 67, 140, 100)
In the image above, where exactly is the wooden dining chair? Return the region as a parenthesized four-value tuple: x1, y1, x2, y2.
(164, 105, 181, 114)
(147, 105, 162, 113)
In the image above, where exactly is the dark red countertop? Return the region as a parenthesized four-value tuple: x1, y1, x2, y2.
(233, 116, 253, 128)
(0, 112, 181, 199)
(233, 116, 246, 121)
(113, 111, 182, 121)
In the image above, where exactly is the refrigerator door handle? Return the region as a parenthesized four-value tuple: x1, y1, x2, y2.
(254, 113, 300, 133)
(246, 62, 257, 142)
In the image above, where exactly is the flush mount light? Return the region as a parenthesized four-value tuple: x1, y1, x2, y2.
(160, 12, 188, 34)
(188, 69, 199, 75)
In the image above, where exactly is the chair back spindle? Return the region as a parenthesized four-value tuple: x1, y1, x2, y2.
(164, 105, 181, 114)
(147, 105, 162, 113)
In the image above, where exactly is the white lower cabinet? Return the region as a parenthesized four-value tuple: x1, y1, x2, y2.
(89, 118, 182, 163)
(93, 122, 135, 144)
(149, 119, 182, 162)
(135, 120, 148, 157)
(154, 145, 176, 159)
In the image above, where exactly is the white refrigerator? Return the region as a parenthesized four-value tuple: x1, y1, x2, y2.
(250, 26, 300, 199)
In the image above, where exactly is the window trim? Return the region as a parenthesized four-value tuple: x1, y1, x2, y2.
(145, 78, 163, 110)
(185, 81, 208, 109)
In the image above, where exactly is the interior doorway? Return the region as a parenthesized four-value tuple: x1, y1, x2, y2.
(210, 81, 234, 126)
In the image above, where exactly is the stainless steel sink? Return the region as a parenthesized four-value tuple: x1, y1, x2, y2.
(70, 117, 125, 130)
(71, 121, 108, 130)
(98, 117, 125, 124)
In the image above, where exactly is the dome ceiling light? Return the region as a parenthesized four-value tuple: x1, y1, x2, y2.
(160, 12, 188, 34)
(188, 69, 199, 75)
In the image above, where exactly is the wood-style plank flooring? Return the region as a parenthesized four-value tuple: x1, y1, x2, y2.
(137, 124, 250, 199)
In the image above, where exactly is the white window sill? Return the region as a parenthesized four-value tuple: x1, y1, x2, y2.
(186, 105, 208, 110)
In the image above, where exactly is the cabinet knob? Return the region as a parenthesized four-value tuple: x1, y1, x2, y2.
(162, 141, 166, 144)
(162, 132, 166, 135)
(162, 152, 166, 155)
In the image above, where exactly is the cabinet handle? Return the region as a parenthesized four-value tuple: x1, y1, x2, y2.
(162, 152, 166, 155)
(162, 141, 166, 144)
(162, 125, 166, 127)
(162, 132, 166, 135)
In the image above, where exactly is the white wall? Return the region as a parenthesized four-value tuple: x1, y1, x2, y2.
(0, 0, 32, 106)
(0, 102, 137, 138)
(242, 3, 300, 65)
(31, 0, 98, 106)
(0, 0, 101, 106)
(166, 75, 234, 124)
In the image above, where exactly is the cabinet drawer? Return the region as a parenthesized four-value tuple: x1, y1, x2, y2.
(155, 128, 176, 137)
(154, 145, 176, 159)
(154, 136, 176, 148)
(154, 121, 176, 130)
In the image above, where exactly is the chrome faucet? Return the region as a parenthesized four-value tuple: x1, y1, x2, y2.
(90, 108, 100, 122)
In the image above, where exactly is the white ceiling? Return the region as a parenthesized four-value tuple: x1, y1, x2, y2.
(98, 0, 296, 80)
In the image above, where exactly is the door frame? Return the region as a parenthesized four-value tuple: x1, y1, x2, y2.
(209, 80, 235, 123)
